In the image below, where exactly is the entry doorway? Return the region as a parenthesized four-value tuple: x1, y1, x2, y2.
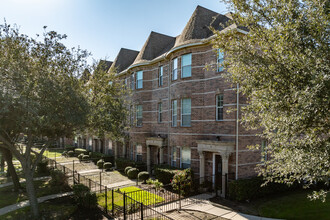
(215, 155, 222, 189)
(150, 146, 160, 166)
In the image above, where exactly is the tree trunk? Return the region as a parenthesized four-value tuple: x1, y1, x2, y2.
(25, 169, 39, 218)
(0, 152, 4, 172)
(0, 147, 21, 191)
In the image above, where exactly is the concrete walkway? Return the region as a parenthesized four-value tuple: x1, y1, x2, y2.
(0, 176, 51, 189)
(0, 191, 73, 216)
(78, 169, 101, 175)
(156, 193, 281, 220)
(107, 179, 136, 189)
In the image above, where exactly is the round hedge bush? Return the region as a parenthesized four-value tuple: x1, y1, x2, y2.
(124, 166, 133, 175)
(82, 155, 90, 161)
(127, 168, 139, 179)
(74, 148, 87, 155)
(138, 171, 149, 183)
(97, 159, 104, 169)
(103, 162, 112, 171)
(78, 153, 84, 161)
(67, 151, 74, 157)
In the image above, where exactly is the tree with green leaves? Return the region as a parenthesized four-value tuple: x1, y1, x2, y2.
(0, 23, 89, 217)
(85, 61, 130, 145)
(213, 0, 329, 201)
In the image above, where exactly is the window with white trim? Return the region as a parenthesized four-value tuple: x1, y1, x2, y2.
(181, 53, 191, 78)
(158, 102, 162, 123)
(130, 74, 134, 90)
(172, 58, 178, 80)
(136, 71, 143, 89)
(130, 105, 134, 126)
(217, 49, 224, 72)
(136, 105, 142, 127)
(136, 145, 143, 162)
(159, 66, 163, 86)
(171, 147, 177, 167)
(181, 147, 191, 169)
(181, 98, 191, 127)
(172, 100, 177, 127)
(216, 95, 224, 121)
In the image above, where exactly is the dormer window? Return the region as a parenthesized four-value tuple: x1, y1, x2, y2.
(181, 53, 192, 78)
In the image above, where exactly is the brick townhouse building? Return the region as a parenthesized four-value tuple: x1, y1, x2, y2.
(75, 5, 264, 196)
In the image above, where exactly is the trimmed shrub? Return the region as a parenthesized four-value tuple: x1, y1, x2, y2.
(127, 168, 139, 179)
(103, 162, 112, 171)
(37, 159, 49, 174)
(135, 161, 147, 171)
(78, 153, 84, 161)
(67, 151, 74, 157)
(125, 166, 133, 175)
(74, 148, 87, 156)
(138, 171, 149, 183)
(73, 184, 97, 209)
(97, 159, 104, 169)
(154, 165, 179, 184)
(65, 145, 75, 151)
(116, 158, 135, 170)
(228, 176, 298, 201)
(82, 155, 90, 161)
(50, 169, 68, 187)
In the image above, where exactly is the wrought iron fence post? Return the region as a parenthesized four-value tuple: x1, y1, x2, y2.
(112, 189, 114, 216)
(123, 192, 126, 220)
(105, 186, 108, 214)
(89, 179, 91, 189)
(99, 172, 102, 193)
(140, 202, 143, 220)
(78, 173, 80, 184)
(179, 182, 181, 211)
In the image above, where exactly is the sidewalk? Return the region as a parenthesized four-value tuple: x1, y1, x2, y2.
(107, 179, 136, 189)
(156, 193, 281, 220)
(0, 191, 73, 216)
(0, 176, 51, 188)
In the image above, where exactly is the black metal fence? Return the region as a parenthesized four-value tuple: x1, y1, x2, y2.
(42, 152, 232, 220)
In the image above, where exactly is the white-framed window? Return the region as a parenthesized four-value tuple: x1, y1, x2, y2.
(158, 102, 162, 123)
(159, 66, 163, 86)
(136, 105, 142, 127)
(130, 105, 134, 126)
(136, 71, 143, 89)
(216, 95, 224, 121)
(217, 49, 224, 72)
(181, 53, 191, 78)
(171, 147, 177, 167)
(172, 58, 178, 80)
(172, 100, 177, 127)
(88, 137, 92, 150)
(261, 141, 268, 161)
(181, 98, 191, 127)
(136, 144, 143, 162)
(181, 147, 191, 169)
(107, 140, 113, 155)
(130, 74, 135, 90)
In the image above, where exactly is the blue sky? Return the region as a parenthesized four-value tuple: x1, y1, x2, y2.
(0, 0, 227, 64)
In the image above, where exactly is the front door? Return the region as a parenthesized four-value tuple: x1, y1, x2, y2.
(215, 155, 222, 190)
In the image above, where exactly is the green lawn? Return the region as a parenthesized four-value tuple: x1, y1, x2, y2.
(97, 186, 164, 210)
(0, 179, 70, 208)
(43, 149, 64, 158)
(258, 190, 330, 220)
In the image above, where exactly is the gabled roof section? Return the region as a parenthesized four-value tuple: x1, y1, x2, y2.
(111, 48, 139, 73)
(174, 5, 231, 47)
(96, 60, 113, 73)
(133, 31, 176, 65)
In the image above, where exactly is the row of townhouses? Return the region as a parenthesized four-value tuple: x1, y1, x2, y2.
(74, 6, 265, 193)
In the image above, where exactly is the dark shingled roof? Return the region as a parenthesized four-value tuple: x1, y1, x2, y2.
(133, 31, 176, 65)
(174, 5, 231, 47)
(111, 48, 139, 73)
(96, 60, 113, 72)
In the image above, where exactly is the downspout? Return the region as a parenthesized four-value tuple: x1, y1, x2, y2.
(236, 83, 239, 180)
